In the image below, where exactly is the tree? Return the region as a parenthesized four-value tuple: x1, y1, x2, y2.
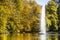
(46, 0, 58, 32)
(0, 0, 41, 33)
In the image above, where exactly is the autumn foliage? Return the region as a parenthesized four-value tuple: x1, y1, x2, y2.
(46, 0, 58, 32)
(0, 0, 41, 33)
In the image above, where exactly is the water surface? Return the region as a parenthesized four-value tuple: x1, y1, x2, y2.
(0, 33, 40, 40)
(0, 33, 59, 40)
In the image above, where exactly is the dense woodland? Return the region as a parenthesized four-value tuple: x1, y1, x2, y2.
(0, 0, 41, 33)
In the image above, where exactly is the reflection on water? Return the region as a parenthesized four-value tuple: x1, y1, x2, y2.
(47, 34, 60, 40)
(0, 33, 60, 40)
(0, 33, 40, 40)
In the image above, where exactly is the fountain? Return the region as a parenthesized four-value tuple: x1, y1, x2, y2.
(35, 0, 50, 40)
(40, 5, 46, 40)
(40, 5, 46, 34)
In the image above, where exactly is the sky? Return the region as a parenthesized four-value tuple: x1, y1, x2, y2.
(35, 0, 50, 6)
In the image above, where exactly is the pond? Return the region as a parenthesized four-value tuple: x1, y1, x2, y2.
(0, 33, 59, 40)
